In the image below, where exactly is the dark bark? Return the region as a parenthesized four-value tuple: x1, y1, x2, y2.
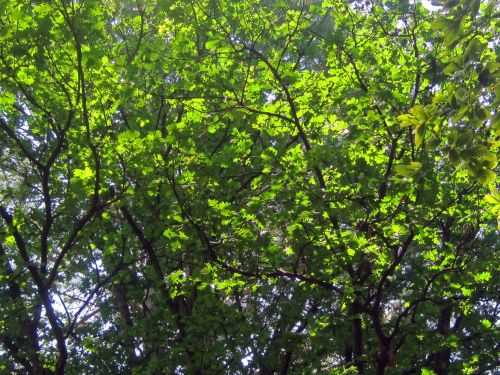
(121, 205, 201, 374)
(431, 304, 452, 375)
(349, 301, 364, 374)
(113, 282, 138, 369)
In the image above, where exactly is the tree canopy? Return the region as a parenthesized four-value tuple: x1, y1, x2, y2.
(0, 0, 498, 374)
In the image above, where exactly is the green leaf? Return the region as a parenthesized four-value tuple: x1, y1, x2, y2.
(449, 149, 461, 166)
(421, 368, 437, 375)
(443, 62, 459, 76)
(481, 152, 497, 168)
(481, 319, 492, 329)
(398, 114, 417, 127)
(205, 40, 219, 49)
(415, 125, 426, 148)
(456, 130, 473, 146)
(16, 68, 35, 85)
(394, 162, 421, 177)
(431, 18, 456, 31)
(473, 272, 491, 282)
(476, 168, 495, 186)
(172, 214, 184, 222)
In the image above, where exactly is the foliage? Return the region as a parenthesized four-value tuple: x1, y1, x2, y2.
(0, 0, 498, 374)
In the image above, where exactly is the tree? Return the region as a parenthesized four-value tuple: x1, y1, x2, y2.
(0, 0, 498, 374)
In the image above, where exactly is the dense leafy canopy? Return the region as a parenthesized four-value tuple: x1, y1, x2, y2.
(0, 0, 498, 374)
